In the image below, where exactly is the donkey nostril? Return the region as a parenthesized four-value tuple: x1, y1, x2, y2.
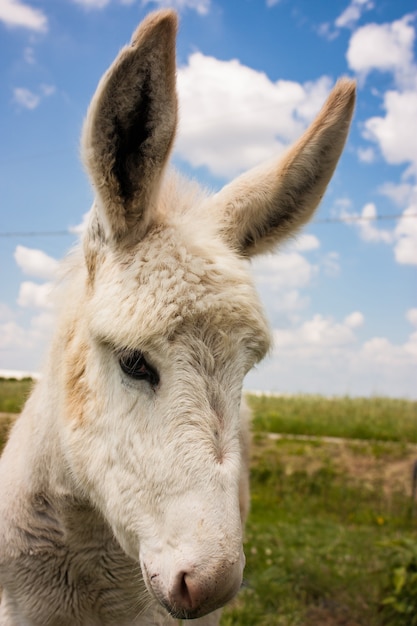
(178, 571, 193, 608)
(170, 568, 210, 612)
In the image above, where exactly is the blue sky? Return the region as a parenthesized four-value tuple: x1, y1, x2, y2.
(0, 0, 416, 398)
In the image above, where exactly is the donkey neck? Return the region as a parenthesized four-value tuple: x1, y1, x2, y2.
(0, 347, 94, 522)
(0, 378, 144, 626)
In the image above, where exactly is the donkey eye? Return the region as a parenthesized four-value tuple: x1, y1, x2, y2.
(119, 350, 159, 387)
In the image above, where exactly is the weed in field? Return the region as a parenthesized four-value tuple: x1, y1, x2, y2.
(379, 538, 417, 626)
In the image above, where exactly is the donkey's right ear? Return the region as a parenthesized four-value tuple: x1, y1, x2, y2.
(81, 10, 178, 247)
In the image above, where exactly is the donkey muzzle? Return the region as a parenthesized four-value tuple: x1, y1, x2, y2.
(142, 550, 245, 619)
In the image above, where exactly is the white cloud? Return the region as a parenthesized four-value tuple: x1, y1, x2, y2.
(340, 195, 417, 266)
(142, 0, 210, 14)
(340, 202, 394, 243)
(406, 308, 417, 327)
(350, 15, 417, 257)
(72, 0, 111, 7)
(23, 46, 35, 64)
(11, 247, 57, 352)
(356, 202, 394, 244)
(0, 0, 47, 32)
(250, 249, 320, 324)
(364, 89, 417, 175)
(14, 246, 58, 313)
(361, 332, 417, 367)
(70, 211, 90, 235)
(289, 234, 320, 252)
(246, 310, 417, 398)
(176, 52, 332, 178)
(14, 245, 59, 280)
(252, 251, 317, 293)
(346, 15, 416, 86)
(13, 83, 55, 111)
(357, 146, 375, 163)
(250, 240, 344, 326)
(335, 0, 374, 30)
(0, 319, 28, 349)
(274, 314, 359, 353)
(394, 205, 417, 265)
(13, 87, 40, 110)
(404, 332, 417, 361)
(316, 22, 339, 42)
(345, 311, 364, 328)
(71, 0, 210, 11)
(379, 182, 415, 207)
(347, 16, 417, 180)
(0, 303, 14, 322)
(40, 84, 55, 97)
(322, 251, 340, 277)
(272, 290, 309, 318)
(0, 302, 54, 370)
(318, 0, 374, 41)
(332, 197, 353, 218)
(30, 310, 55, 333)
(17, 281, 54, 309)
(362, 186, 417, 265)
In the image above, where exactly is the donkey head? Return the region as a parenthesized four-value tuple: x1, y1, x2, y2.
(60, 10, 355, 620)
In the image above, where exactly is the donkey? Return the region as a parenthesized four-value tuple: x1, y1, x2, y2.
(0, 9, 355, 626)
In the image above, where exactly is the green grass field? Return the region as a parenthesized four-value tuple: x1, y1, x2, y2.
(0, 377, 33, 413)
(221, 394, 417, 626)
(1, 380, 416, 625)
(0, 377, 34, 450)
(249, 394, 417, 444)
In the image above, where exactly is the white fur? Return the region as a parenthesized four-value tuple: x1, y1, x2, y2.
(0, 9, 355, 625)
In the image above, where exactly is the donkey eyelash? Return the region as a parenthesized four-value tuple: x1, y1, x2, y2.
(118, 349, 160, 388)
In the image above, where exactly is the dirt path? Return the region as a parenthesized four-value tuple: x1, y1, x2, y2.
(256, 432, 417, 498)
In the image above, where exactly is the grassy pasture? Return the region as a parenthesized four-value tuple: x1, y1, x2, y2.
(220, 394, 417, 626)
(249, 394, 417, 444)
(0, 377, 33, 414)
(0, 380, 416, 625)
(0, 377, 34, 450)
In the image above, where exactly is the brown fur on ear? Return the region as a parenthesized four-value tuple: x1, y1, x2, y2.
(82, 10, 178, 247)
(214, 78, 356, 257)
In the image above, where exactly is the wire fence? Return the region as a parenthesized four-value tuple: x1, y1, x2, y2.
(1, 212, 416, 238)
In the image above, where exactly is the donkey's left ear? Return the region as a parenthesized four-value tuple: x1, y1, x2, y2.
(82, 10, 178, 246)
(213, 79, 356, 257)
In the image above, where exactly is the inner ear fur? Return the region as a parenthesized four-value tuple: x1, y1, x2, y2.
(214, 78, 356, 257)
(81, 10, 178, 246)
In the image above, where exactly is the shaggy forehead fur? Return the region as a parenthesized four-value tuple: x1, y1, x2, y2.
(84, 173, 271, 357)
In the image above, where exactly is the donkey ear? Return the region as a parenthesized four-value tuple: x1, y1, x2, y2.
(81, 10, 178, 245)
(214, 79, 356, 257)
